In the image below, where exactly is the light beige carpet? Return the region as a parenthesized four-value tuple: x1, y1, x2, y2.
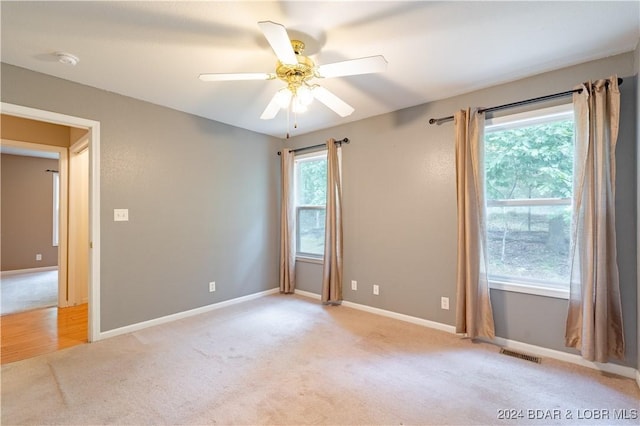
(1, 294, 638, 425)
(1, 270, 58, 315)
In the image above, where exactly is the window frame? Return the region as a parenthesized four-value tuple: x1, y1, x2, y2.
(484, 103, 574, 299)
(293, 150, 327, 262)
(52, 171, 60, 247)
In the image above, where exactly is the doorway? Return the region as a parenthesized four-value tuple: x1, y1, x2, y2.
(0, 140, 67, 313)
(0, 138, 90, 309)
(0, 135, 87, 363)
(1, 102, 101, 345)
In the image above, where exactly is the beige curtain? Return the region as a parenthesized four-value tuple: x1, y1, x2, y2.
(321, 139, 343, 304)
(454, 108, 495, 339)
(565, 76, 624, 362)
(279, 149, 296, 294)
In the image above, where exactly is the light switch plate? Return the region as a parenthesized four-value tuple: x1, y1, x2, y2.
(114, 209, 129, 221)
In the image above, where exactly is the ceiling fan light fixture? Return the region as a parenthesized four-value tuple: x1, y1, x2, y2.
(275, 88, 292, 108)
(296, 85, 314, 106)
(291, 96, 308, 114)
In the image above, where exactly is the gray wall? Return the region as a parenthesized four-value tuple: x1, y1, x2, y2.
(288, 53, 638, 368)
(1, 63, 281, 331)
(635, 39, 640, 378)
(1, 154, 59, 270)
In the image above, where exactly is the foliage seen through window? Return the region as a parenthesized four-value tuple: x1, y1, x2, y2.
(484, 107, 574, 287)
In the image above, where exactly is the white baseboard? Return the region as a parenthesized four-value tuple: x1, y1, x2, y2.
(483, 336, 637, 380)
(1, 266, 58, 277)
(341, 300, 458, 334)
(294, 289, 321, 300)
(294, 289, 456, 334)
(294, 289, 638, 380)
(97, 287, 280, 341)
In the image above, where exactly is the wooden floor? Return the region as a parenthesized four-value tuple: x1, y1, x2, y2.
(1, 304, 88, 365)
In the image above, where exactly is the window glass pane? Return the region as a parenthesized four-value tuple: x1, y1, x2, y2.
(485, 120, 574, 200)
(298, 208, 325, 256)
(484, 106, 574, 288)
(486, 204, 571, 285)
(296, 156, 327, 206)
(294, 151, 328, 258)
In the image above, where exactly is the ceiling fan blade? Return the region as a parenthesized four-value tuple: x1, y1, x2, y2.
(258, 21, 297, 65)
(260, 92, 281, 120)
(317, 55, 388, 78)
(199, 73, 273, 82)
(312, 86, 354, 117)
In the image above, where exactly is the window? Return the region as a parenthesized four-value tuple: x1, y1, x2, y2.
(52, 172, 60, 247)
(484, 104, 574, 298)
(294, 150, 327, 258)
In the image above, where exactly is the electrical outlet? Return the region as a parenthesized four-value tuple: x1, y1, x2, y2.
(441, 297, 449, 310)
(351, 280, 357, 291)
(373, 284, 379, 295)
(36, 254, 42, 261)
(209, 282, 216, 292)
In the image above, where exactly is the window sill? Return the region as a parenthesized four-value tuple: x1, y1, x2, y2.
(489, 280, 569, 300)
(296, 256, 323, 265)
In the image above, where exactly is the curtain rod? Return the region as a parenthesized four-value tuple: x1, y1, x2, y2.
(277, 138, 349, 156)
(428, 77, 623, 125)
(45, 169, 59, 173)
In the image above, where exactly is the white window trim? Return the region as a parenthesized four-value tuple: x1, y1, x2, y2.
(489, 279, 569, 299)
(485, 102, 573, 300)
(487, 197, 571, 207)
(294, 150, 327, 260)
(52, 171, 60, 247)
(485, 103, 573, 130)
(296, 255, 323, 265)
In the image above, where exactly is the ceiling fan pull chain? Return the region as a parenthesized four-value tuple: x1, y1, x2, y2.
(286, 101, 291, 139)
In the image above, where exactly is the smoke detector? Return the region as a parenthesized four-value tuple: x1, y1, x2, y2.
(55, 52, 79, 66)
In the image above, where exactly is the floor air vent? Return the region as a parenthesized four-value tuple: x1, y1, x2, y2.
(500, 348, 541, 363)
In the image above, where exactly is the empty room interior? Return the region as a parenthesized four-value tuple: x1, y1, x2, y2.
(1, 1, 639, 425)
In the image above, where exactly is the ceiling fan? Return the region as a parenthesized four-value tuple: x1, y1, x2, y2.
(199, 21, 387, 130)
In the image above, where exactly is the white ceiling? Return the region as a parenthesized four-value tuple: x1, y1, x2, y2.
(2, 1, 639, 139)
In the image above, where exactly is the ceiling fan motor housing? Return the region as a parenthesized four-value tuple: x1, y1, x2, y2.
(275, 40, 316, 90)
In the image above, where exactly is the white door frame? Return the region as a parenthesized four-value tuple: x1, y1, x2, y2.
(1, 102, 101, 342)
(68, 136, 90, 306)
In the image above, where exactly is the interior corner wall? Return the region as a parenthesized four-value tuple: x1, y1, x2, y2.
(0, 63, 281, 332)
(1, 154, 59, 270)
(288, 52, 638, 368)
